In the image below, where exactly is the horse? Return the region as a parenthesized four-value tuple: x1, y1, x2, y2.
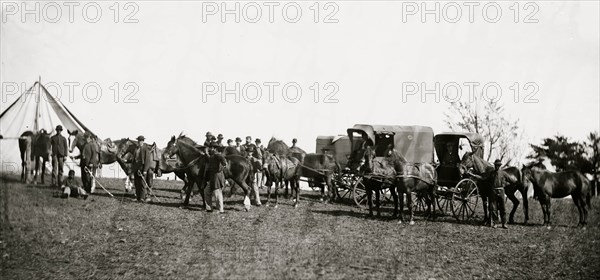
(164, 134, 261, 211)
(114, 138, 190, 195)
(18, 130, 52, 184)
(262, 151, 300, 207)
(18, 131, 33, 183)
(459, 152, 530, 224)
(69, 130, 137, 190)
(348, 144, 400, 218)
(521, 162, 591, 227)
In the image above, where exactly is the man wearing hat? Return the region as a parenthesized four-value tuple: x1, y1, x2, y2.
(205, 142, 227, 213)
(216, 134, 224, 147)
(204, 132, 215, 147)
(132, 135, 154, 202)
(241, 136, 253, 153)
(468, 159, 508, 229)
(80, 132, 101, 193)
(291, 138, 298, 149)
(234, 137, 243, 152)
(50, 125, 68, 186)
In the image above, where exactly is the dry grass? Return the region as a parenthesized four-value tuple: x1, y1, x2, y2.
(1, 174, 599, 279)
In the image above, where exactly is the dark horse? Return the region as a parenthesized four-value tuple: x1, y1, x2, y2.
(164, 134, 261, 211)
(459, 152, 530, 224)
(69, 131, 141, 190)
(19, 130, 51, 184)
(348, 144, 400, 219)
(521, 162, 591, 227)
(114, 138, 190, 195)
(267, 138, 340, 202)
(263, 151, 300, 207)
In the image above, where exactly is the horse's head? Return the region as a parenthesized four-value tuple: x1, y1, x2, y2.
(116, 138, 137, 159)
(459, 152, 494, 177)
(164, 135, 179, 159)
(68, 130, 84, 153)
(521, 161, 546, 184)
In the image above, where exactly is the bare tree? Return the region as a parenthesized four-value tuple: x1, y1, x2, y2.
(444, 99, 522, 165)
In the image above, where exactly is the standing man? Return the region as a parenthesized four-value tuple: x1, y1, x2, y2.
(216, 134, 225, 147)
(80, 133, 100, 193)
(441, 141, 460, 166)
(291, 138, 298, 149)
(204, 132, 214, 147)
(227, 139, 234, 147)
(205, 143, 227, 213)
(468, 159, 508, 228)
(241, 136, 253, 153)
(235, 137, 243, 152)
(133, 135, 154, 203)
(489, 159, 508, 229)
(50, 125, 68, 187)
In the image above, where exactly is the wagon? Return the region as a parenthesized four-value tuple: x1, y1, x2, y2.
(312, 135, 363, 200)
(345, 124, 436, 209)
(434, 132, 484, 221)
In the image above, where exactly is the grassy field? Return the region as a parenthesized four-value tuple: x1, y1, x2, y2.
(1, 174, 599, 279)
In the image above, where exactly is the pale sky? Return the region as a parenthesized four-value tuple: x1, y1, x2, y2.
(2, 1, 599, 162)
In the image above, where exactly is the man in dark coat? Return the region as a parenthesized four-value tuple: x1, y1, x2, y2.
(132, 135, 154, 202)
(50, 125, 68, 186)
(80, 133, 100, 193)
(205, 143, 227, 213)
(468, 159, 508, 229)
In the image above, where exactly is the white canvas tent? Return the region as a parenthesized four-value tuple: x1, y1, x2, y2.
(0, 79, 92, 176)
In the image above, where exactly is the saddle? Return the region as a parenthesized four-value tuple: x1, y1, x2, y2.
(101, 138, 119, 154)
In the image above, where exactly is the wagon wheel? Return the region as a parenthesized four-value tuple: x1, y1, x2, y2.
(335, 172, 358, 201)
(411, 192, 427, 214)
(436, 194, 452, 216)
(451, 179, 479, 221)
(352, 177, 369, 209)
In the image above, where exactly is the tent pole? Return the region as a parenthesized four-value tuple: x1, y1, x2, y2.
(34, 77, 41, 132)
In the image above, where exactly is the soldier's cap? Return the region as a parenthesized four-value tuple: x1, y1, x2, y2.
(292, 138, 297, 142)
(246, 136, 251, 140)
(206, 132, 213, 137)
(137, 135, 145, 141)
(68, 170, 75, 175)
(494, 159, 502, 166)
(56, 125, 63, 131)
(217, 134, 223, 139)
(227, 139, 233, 143)
(235, 137, 242, 142)
(255, 138, 261, 143)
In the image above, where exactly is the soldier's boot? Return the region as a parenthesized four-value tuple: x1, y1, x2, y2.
(204, 187, 213, 212)
(215, 188, 224, 213)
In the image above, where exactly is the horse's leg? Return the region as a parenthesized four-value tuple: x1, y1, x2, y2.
(233, 177, 252, 211)
(407, 192, 415, 225)
(182, 176, 195, 206)
(326, 176, 336, 203)
(506, 189, 519, 224)
(429, 188, 437, 221)
(274, 180, 280, 208)
(482, 195, 489, 225)
(375, 188, 381, 218)
(572, 194, 583, 227)
(398, 190, 405, 223)
(391, 187, 399, 218)
(293, 178, 300, 208)
(266, 179, 272, 205)
(367, 187, 373, 217)
(521, 184, 529, 224)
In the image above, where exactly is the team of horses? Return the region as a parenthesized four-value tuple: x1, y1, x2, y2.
(18, 129, 592, 227)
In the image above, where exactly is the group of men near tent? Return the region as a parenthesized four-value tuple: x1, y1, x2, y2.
(49, 124, 98, 199)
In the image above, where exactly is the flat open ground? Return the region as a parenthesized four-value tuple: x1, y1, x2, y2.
(1, 174, 599, 279)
